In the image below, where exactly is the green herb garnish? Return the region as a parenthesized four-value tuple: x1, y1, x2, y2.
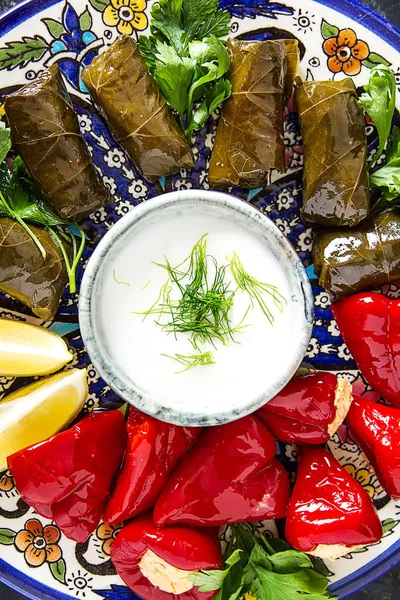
(162, 350, 215, 373)
(138, 0, 232, 140)
(189, 523, 336, 600)
(0, 142, 85, 293)
(113, 270, 130, 287)
(358, 65, 400, 214)
(229, 252, 287, 325)
(137, 235, 286, 371)
(359, 65, 396, 161)
(139, 235, 247, 350)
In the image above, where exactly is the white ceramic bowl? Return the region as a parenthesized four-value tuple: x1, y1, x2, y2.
(79, 190, 313, 426)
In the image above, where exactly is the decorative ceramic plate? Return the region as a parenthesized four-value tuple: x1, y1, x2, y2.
(0, 0, 400, 599)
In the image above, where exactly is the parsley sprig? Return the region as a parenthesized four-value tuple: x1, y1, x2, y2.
(189, 523, 336, 600)
(358, 66, 400, 215)
(0, 121, 85, 293)
(359, 65, 396, 162)
(138, 0, 232, 140)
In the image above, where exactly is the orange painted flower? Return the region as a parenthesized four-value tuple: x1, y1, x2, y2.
(14, 519, 62, 567)
(0, 471, 14, 493)
(323, 28, 370, 76)
(103, 0, 148, 35)
(96, 522, 123, 556)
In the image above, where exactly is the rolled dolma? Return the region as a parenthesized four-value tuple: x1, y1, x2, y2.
(314, 210, 400, 299)
(82, 36, 194, 184)
(296, 79, 369, 227)
(0, 218, 68, 321)
(209, 39, 298, 188)
(5, 66, 110, 222)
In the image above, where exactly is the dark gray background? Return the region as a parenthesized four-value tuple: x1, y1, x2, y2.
(0, 0, 399, 598)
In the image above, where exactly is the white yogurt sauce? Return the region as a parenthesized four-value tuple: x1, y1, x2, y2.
(97, 208, 301, 417)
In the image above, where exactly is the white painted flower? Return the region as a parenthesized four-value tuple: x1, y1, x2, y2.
(275, 188, 294, 211)
(205, 132, 215, 150)
(289, 151, 303, 169)
(337, 342, 353, 361)
(198, 171, 210, 187)
(306, 337, 320, 359)
(315, 290, 331, 309)
(297, 229, 313, 252)
(275, 218, 291, 236)
(285, 444, 298, 462)
(103, 175, 118, 195)
(87, 364, 100, 385)
(79, 114, 93, 134)
(128, 179, 148, 199)
(90, 206, 108, 224)
(115, 199, 133, 216)
(327, 320, 341, 337)
(84, 392, 100, 414)
(174, 180, 193, 191)
(104, 147, 126, 169)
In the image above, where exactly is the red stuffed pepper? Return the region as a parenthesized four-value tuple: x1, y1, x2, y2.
(347, 395, 400, 499)
(111, 515, 222, 600)
(257, 372, 353, 444)
(285, 446, 382, 559)
(104, 408, 202, 524)
(154, 415, 289, 527)
(8, 411, 126, 543)
(332, 293, 400, 407)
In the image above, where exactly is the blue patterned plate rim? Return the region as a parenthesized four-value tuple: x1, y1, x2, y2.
(0, 0, 399, 599)
(1, 0, 400, 46)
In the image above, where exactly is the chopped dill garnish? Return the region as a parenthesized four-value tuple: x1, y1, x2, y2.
(113, 270, 130, 287)
(162, 351, 215, 374)
(135, 235, 286, 372)
(141, 279, 152, 290)
(229, 252, 286, 324)
(137, 234, 249, 350)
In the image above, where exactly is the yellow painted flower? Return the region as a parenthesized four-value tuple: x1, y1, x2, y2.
(344, 464, 376, 498)
(103, 0, 148, 35)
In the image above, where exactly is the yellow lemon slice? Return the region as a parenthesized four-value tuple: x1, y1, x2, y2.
(0, 368, 88, 471)
(0, 318, 72, 377)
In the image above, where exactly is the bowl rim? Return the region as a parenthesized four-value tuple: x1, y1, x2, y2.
(79, 189, 314, 426)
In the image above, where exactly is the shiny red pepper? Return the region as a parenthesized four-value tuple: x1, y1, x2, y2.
(257, 372, 353, 444)
(111, 514, 222, 600)
(285, 446, 382, 557)
(346, 395, 400, 500)
(154, 415, 289, 527)
(104, 408, 202, 524)
(8, 411, 126, 543)
(332, 293, 400, 407)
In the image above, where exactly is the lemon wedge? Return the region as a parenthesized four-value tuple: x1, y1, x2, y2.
(0, 318, 72, 377)
(0, 368, 88, 471)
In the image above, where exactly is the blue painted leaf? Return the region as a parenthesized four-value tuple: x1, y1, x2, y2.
(218, 0, 294, 19)
(62, 2, 80, 31)
(94, 584, 140, 600)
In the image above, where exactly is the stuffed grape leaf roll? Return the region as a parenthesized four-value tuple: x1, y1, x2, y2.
(295, 78, 370, 227)
(5, 65, 110, 222)
(209, 39, 298, 188)
(0, 218, 69, 321)
(313, 210, 400, 299)
(82, 36, 194, 184)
